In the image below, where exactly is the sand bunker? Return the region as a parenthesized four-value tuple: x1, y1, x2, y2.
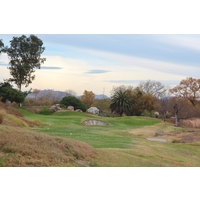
(83, 119, 108, 125)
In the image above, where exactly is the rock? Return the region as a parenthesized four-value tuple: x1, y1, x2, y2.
(67, 106, 74, 111)
(49, 104, 61, 112)
(75, 109, 82, 112)
(155, 130, 164, 136)
(87, 107, 99, 115)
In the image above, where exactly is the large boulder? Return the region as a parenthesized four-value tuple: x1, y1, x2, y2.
(67, 106, 74, 111)
(87, 107, 99, 115)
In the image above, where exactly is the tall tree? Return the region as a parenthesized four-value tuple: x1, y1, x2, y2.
(80, 90, 95, 108)
(169, 77, 200, 107)
(110, 90, 132, 117)
(138, 80, 168, 99)
(4, 35, 46, 91)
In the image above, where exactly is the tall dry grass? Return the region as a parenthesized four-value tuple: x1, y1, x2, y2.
(0, 126, 95, 166)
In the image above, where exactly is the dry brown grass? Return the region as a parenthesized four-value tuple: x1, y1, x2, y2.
(180, 118, 200, 128)
(0, 113, 4, 124)
(0, 102, 45, 127)
(0, 125, 96, 166)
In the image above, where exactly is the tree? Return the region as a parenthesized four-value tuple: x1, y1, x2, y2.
(110, 89, 132, 117)
(0, 82, 26, 104)
(60, 96, 87, 112)
(92, 98, 111, 114)
(32, 89, 40, 99)
(65, 89, 77, 97)
(138, 80, 168, 99)
(167, 97, 200, 126)
(169, 77, 200, 107)
(157, 96, 170, 122)
(127, 87, 156, 116)
(0, 39, 4, 54)
(80, 90, 95, 108)
(3, 35, 46, 91)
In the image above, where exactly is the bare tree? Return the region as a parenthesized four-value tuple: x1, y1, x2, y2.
(138, 80, 168, 99)
(65, 89, 77, 97)
(168, 97, 200, 126)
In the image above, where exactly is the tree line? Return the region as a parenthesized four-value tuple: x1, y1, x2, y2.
(1, 35, 200, 126)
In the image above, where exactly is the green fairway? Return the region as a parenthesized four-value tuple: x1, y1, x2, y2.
(17, 109, 200, 166)
(20, 109, 160, 148)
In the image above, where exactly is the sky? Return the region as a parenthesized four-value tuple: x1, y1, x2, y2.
(1, 34, 200, 97)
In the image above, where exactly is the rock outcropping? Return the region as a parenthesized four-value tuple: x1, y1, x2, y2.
(87, 107, 99, 115)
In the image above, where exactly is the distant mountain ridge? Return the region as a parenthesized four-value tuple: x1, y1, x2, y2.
(26, 89, 109, 99)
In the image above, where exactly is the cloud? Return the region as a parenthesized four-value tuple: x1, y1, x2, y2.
(0, 61, 8, 66)
(107, 79, 180, 86)
(41, 66, 62, 70)
(83, 48, 200, 78)
(107, 80, 142, 84)
(153, 35, 200, 52)
(85, 69, 111, 74)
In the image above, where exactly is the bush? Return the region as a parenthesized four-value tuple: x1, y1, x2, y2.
(60, 96, 87, 112)
(38, 107, 54, 115)
(141, 110, 157, 118)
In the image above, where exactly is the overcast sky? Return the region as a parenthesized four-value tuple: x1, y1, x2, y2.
(1, 34, 200, 96)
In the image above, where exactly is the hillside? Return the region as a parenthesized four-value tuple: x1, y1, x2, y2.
(0, 103, 95, 166)
(26, 89, 109, 99)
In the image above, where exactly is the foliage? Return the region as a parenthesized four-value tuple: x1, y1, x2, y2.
(0, 39, 4, 54)
(169, 77, 200, 107)
(24, 98, 52, 107)
(80, 90, 95, 108)
(141, 110, 158, 118)
(3, 35, 46, 90)
(60, 96, 87, 112)
(0, 82, 26, 104)
(92, 98, 111, 114)
(127, 87, 156, 116)
(110, 89, 132, 117)
(168, 97, 200, 120)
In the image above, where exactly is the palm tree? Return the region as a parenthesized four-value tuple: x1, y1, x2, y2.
(110, 90, 132, 117)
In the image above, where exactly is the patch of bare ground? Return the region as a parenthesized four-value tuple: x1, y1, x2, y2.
(0, 125, 95, 166)
(128, 121, 200, 144)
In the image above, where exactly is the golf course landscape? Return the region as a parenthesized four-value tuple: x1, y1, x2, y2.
(1, 106, 200, 167)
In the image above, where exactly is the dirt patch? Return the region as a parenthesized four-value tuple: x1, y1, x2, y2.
(147, 138, 167, 142)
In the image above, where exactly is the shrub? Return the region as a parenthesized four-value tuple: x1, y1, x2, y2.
(38, 107, 54, 115)
(60, 96, 87, 112)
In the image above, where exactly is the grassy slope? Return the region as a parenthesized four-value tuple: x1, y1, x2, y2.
(19, 109, 200, 166)
(0, 125, 95, 167)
